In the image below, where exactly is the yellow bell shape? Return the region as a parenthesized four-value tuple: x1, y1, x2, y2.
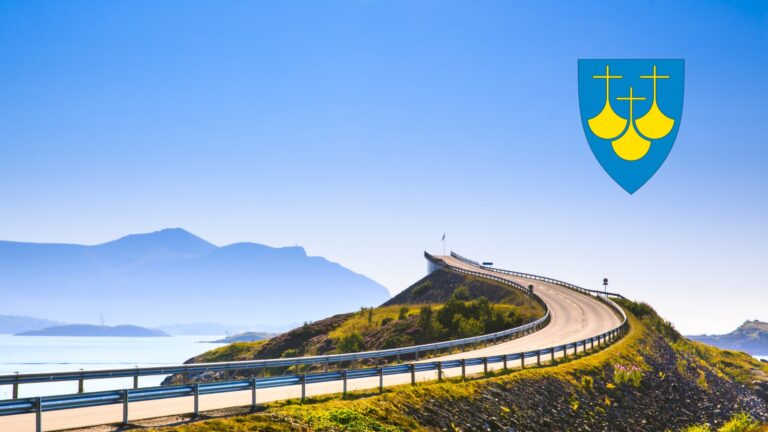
(612, 122, 651, 161)
(636, 65, 675, 139)
(635, 101, 674, 139)
(588, 102, 628, 139)
(612, 86, 650, 161)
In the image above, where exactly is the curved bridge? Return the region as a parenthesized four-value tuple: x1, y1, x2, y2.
(0, 252, 627, 432)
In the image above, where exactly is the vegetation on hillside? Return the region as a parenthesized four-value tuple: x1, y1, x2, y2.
(153, 300, 768, 431)
(166, 270, 544, 384)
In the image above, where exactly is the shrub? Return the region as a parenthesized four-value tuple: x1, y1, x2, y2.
(412, 281, 432, 297)
(380, 317, 394, 326)
(337, 332, 365, 353)
(452, 285, 470, 300)
(382, 335, 414, 349)
(398, 306, 409, 320)
(454, 316, 484, 338)
(719, 412, 760, 432)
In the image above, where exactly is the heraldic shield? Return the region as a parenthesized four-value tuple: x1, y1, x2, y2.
(578, 59, 684, 194)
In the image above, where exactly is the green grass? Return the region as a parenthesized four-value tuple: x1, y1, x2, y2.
(328, 305, 430, 340)
(681, 413, 767, 432)
(154, 301, 768, 432)
(193, 340, 268, 363)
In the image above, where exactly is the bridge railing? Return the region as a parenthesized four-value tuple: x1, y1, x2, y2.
(0, 254, 550, 400)
(0, 253, 630, 432)
(0, 306, 628, 431)
(449, 251, 626, 300)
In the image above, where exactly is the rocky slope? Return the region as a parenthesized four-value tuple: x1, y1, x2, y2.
(163, 269, 544, 385)
(152, 301, 768, 432)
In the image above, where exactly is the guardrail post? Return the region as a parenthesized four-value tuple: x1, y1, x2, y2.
(35, 396, 42, 432)
(342, 369, 348, 398)
(483, 357, 488, 375)
(415, 350, 419, 361)
(300, 374, 306, 403)
(12, 372, 19, 399)
(591, 337, 595, 350)
(573, 343, 577, 356)
(122, 389, 129, 425)
(378, 367, 384, 393)
(550, 348, 555, 363)
(78, 369, 85, 394)
(520, 353, 525, 369)
(503, 354, 508, 370)
(251, 378, 257, 410)
(461, 359, 466, 379)
(133, 366, 139, 389)
(437, 362, 443, 381)
(193, 383, 199, 418)
(536, 351, 541, 366)
(410, 364, 416, 386)
(563, 345, 567, 359)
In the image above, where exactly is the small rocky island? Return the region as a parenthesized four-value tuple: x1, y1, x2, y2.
(16, 324, 169, 337)
(689, 320, 768, 355)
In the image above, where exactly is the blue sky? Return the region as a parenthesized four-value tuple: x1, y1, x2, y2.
(0, 1, 765, 334)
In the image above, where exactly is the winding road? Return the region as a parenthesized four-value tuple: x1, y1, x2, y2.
(0, 254, 623, 431)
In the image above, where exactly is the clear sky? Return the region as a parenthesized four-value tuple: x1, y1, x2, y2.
(0, 1, 765, 334)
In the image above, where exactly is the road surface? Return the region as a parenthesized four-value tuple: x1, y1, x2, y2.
(1, 254, 623, 431)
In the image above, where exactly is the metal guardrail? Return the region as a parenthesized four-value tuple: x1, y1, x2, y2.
(0, 255, 550, 401)
(0, 252, 629, 432)
(0, 307, 628, 431)
(449, 251, 626, 300)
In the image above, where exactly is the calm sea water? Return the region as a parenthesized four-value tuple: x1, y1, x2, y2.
(0, 334, 226, 399)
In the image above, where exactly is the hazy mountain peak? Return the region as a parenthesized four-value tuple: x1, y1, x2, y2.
(94, 228, 217, 258)
(0, 230, 390, 326)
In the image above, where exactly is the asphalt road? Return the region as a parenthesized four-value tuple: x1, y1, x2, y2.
(1, 255, 623, 431)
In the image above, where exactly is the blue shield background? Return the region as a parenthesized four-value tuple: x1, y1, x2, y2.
(578, 59, 684, 194)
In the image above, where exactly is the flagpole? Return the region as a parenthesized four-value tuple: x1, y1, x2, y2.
(442, 233, 445, 256)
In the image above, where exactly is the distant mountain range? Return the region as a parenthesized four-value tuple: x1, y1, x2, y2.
(0, 228, 390, 327)
(688, 320, 768, 356)
(17, 324, 168, 337)
(212, 331, 275, 343)
(0, 314, 63, 334)
(156, 322, 297, 336)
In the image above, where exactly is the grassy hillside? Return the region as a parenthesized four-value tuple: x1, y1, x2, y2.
(165, 269, 545, 384)
(153, 300, 768, 431)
